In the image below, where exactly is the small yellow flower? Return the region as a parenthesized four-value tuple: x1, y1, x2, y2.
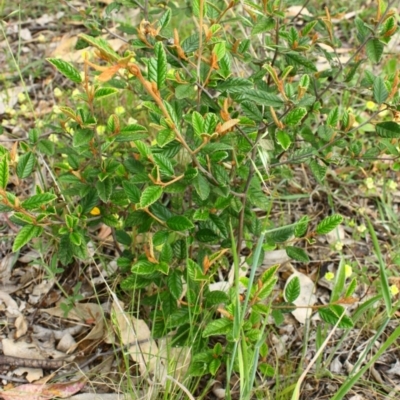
(335, 241, 343, 251)
(365, 101, 376, 110)
(53, 106, 62, 114)
(97, 125, 106, 135)
(72, 89, 81, 97)
(37, 34, 46, 43)
(390, 285, 399, 296)
(357, 224, 366, 233)
(18, 93, 27, 103)
(365, 177, 374, 190)
(344, 264, 352, 278)
(90, 207, 101, 216)
(5, 107, 16, 116)
(387, 179, 397, 191)
(127, 117, 138, 124)
(54, 88, 63, 98)
(20, 104, 27, 113)
(115, 106, 125, 116)
(325, 272, 335, 281)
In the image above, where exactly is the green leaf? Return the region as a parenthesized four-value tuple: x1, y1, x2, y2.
(252, 16, 275, 35)
(168, 271, 183, 300)
(213, 41, 226, 60)
(164, 101, 180, 129)
(309, 159, 327, 183)
(284, 107, 307, 126)
(192, 111, 204, 136)
(203, 318, 233, 337)
(38, 139, 55, 156)
(276, 131, 291, 150)
(155, 42, 167, 89)
(193, 173, 210, 200)
(175, 84, 196, 99)
(286, 246, 310, 263)
(285, 276, 300, 303)
(94, 87, 119, 99)
(326, 106, 339, 127)
(17, 152, 35, 179)
(316, 214, 343, 235)
(205, 290, 229, 306)
(131, 260, 158, 275)
(96, 178, 113, 202)
(46, 58, 82, 83)
(21, 193, 57, 210)
(153, 154, 174, 176)
(243, 90, 284, 107)
(366, 38, 384, 64)
(122, 181, 141, 203)
(0, 156, 9, 189)
(318, 305, 353, 328)
(265, 226, 293, 243)
(73, 128, 94, 147)
(217, 77, 253, 94)
(166, 215, 194, 231)
(140, 186, 163, 208)
(12, 225, 43, 252)
(373, 76, 389, 104)
(294, 216, 309, 237)
(285, 52, 317, 72)
(78, 34, 119, 61)
(376, 121, 400, 138)
(158, 7, 171, 29)
(241, 101, 263, 122)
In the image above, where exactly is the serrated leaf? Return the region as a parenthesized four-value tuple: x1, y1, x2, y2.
(47, 58, 82, 83)
(158, 7, 171, 29)
(286, 246, 310, 263)
(122, 181, 141, 203)
(193, 173, 210, 200)
(294, 216, 309, 237)
(284, 276, 300, 303)
(217, 77, 252, 94)
(140, 186, 163, 208)
(73, 128, 94, 147)
(0, 156, 9, 189)
(205, 290, 229, 306)
(96, 178, 113, 202)
(94, 87, 119, 99)
(12, 225, 43, 252)
(373, 76, 389, 104)
(318, 305, 353, 328)
(376, 121, 400, 138)
(285, 52, 317, 72)
(153, 153, 174, 176)
(164, 101, 180, 129)
(131, 260, 158, 275)
(21, 193, 57, 210)
(78, 34, 119, 61)
(241, 101, 263, 122)
(192, 111, 204, 136)
(243, 89, 284, 107)
(285, 107, 307, 126)
(309, 159, 327, 183)
(175, 84, 196, 99)
(203, 318, 233, 337)
(168, 271, 183, 300)
(265, 225, 293, 243)
(252, 16, 275, 35)
(326, 106, 339, 127)
(213, 41, 226, 60)
(166, 215, 194, 231)
(16, 152, 35, 179)
(155, 42, 167, 89)
(316, 214, 343, 234)
(38, 139, 55, 155)
(366, 38, 384, 64)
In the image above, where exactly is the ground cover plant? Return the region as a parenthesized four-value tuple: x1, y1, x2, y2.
(0, 0, 400, 399)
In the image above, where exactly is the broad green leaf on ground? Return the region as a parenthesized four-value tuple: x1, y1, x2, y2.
(284, 275, 300, 303)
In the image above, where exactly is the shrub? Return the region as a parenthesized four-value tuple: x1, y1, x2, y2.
(2, 1, 399, 397)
